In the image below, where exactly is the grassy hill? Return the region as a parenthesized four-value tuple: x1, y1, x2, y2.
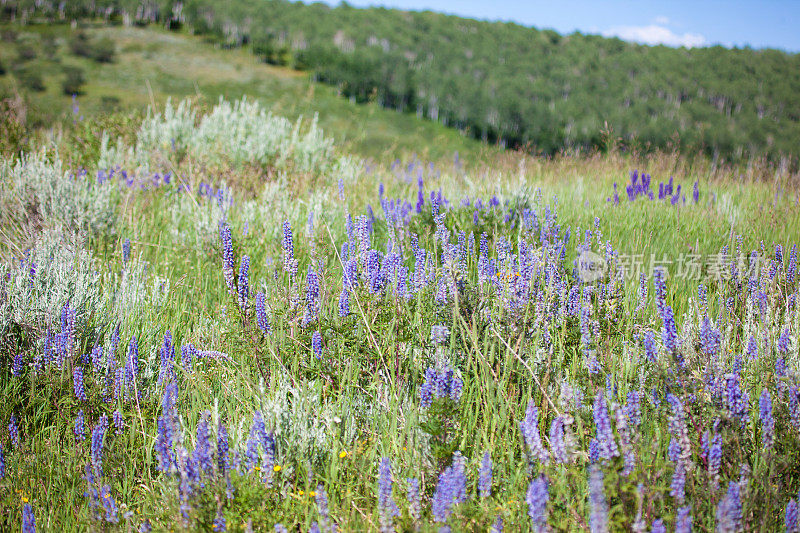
(4, 0, 800, 163)
(0, 23, 493, 163)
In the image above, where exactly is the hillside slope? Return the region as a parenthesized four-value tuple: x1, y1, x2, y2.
(7, 0, 800, 161)
(0, 23, 493, 163)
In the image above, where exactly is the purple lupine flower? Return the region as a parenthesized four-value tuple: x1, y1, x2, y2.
(316, 485, 331, 532)
(431, 325, 450, 345)
(708, 432, 722, 486)
(73, 367, 87, 402)
(670, 460, 686, 502)
(113, 409, 124, 435)
(125, 336, 139, 399)
(91, 414, 108, 478)
(589, 438, 600, 464)
(260, 431, 276, 486)
(549, 415, 570, 464)
(312, 331, 322, 359)
(212, 510, 226, 532)
(100, 485, 119, 523)
(420, 366, 462, 407)
(760, 389, 775, 449)
(217, 423, 229, 474)
(625, 391, 641, 427)
(788, 245, 798, 284)
(156, 382, 179, 472)
(255, 292, 271, 333)
(219, 222, 235, 294)
(282, 221, 297, 277)
(651, 519, 666, 533)
(520, 400, 550, 464)
(159, 331, 175, 385)
(449, 376, 463, 402)
(22, 503, 35, 533)
(593, 392, 619, 461)
(785, 499, 798, 533)
(0, 443, 5, 479)
(478, 452, 492, 498)
(181, 343, 196, 372)
(338, 288, 350, 317)
(666, 394, 691, 464)
(75, 410, 86, 442)
(420, 368, 436, 408)
(724, 373, 750, 427)
(661, 305, 679, 359)
(588, 465, 608, 533)
(778, 328, 791, 354)
(700, 316, 722, 356)
(747, 335, 759, 360)
(108, 324, 120, 364)
(715, 482, 741, 532)
(194, 413, 214, 476)
(526, 476, 549, 532)
(303, 264, 320, 326)
(653, 268, 667, 315)
(407, 477, 421, 522)
(377, 457, 400, 532)
(643, 331, 657, 362)
(432, 453, 467, 523)
(490, 515, 503, 533)
(238, 256, 250, 311)
(676, 506, 692, 533)
(91, 344, 103, 373)
(11, 352, 24, 377)
(122, 238, 131, 263)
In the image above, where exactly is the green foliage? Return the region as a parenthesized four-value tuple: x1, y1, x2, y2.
(0, 99, 799, 531)
(419, 397, 461, 466)
(61, 65, 85, 95)
(69, 31, 116, 63)
(12, 64, 44, 92)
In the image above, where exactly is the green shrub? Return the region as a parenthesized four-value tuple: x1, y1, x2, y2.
(13, 66, 45, 92)
(15, 43, 37, 62)
(61, 65, 85, 95)
(90, 36, 116, 63)
(69, 31, 115, 63)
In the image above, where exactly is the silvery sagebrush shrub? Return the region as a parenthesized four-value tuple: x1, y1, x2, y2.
(169, 184, 234, 252)
(103, 258, 170, 320)
(0, 151, 117, 242)
(100, 97, 337, 175)
(0, 229, 102, 339)
(254, 377, 368, 468)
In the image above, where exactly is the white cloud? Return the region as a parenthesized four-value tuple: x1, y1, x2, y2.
(603, 24, 706, 48)
(653, 15, 670, 26)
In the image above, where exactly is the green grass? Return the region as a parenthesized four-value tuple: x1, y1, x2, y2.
(0, 24, 799, 533)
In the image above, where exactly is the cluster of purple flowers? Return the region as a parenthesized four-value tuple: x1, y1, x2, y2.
(419, 366, 463, 408)
(607, 170, 700, 206)
(377, 458, 399, 532)
(431, 453, 467, 524)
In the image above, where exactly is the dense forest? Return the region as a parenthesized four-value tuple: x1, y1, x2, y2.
(5, 0, 800, 161)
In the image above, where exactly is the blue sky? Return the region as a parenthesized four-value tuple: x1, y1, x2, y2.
(315, 0, 800, 52)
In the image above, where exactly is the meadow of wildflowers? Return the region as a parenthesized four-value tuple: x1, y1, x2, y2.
(1, 97, 800, 532)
